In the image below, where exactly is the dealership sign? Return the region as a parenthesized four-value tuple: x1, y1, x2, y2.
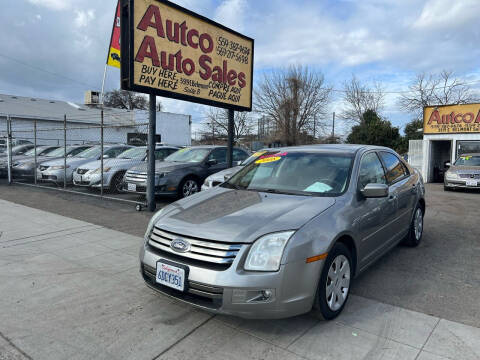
(120, 0, 254, 111)
(424, 104, 480, 134)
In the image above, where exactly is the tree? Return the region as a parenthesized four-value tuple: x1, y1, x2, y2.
(103, 89, 162, 111)
(341, 75, 385, 124)
(404, 119, 423, 141)
(202, 108, 254, 142)
(254, 65, 332, 145)
(347, 110, 402, 151)
(398, 70, 477, 119)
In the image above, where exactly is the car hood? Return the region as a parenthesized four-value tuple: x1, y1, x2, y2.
(205, 166, 242, 182)
(154, 187, 336, 243)
(42, 157, 94, 167)
(449, 165, 480, 173)
(77, 158, 143, 171)
(129, 161, 194, 173)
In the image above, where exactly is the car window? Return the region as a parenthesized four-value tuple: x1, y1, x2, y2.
(68, 146, 91, 157)
(155, 148, 177, 160)
(106, 147, 130, 158)
(379, 151, 408, 184)
(233, 149, 248, 162)
(358, 152, 387, 189)
(209, 148, 227, 163)
(165, 148, 210, 163)
(117, 147, 146, 160)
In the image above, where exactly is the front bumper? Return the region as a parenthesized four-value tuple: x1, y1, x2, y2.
(37, 169, 68, 183)
(140, 242, 321, 319)
(72, 172, 112, 188)
(11, 167, 35, 179)
(123, 177, 177, 196)
(444, 179, 480, 189)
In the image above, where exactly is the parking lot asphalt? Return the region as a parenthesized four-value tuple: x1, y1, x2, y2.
(0, 181, 479, 329)
(1, 198, 479, 360)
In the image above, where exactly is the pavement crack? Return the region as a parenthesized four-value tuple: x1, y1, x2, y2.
(0, 330, 34, 360)
(152, 315, 215, 360)
(414, 318, 440, 360)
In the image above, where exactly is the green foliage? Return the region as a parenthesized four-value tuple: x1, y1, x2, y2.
(346, 110, 403, 151)
(404, 119, 423, 141)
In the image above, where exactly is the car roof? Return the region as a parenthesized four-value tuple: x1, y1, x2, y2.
(258, 144, 393, 154)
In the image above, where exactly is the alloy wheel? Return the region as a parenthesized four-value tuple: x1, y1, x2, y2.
(326, 254, 351, 311)
(183, 179, 199, 197)
(414, 208, 423, 241)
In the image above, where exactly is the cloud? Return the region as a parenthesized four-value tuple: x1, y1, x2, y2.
(74, 9, 95, 28)
(214, 0, 247, 32)
(413, 0, 480, 29)
(28, 0, 72, 11)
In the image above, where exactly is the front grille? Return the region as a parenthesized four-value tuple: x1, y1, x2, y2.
(148, 227, 244, 270)
(76, 168, 89, 175)
(142, 264, 223, 309)
(459, 174, 480, 179)
(125, 171, 147, 183)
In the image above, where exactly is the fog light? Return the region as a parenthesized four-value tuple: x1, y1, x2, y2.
(262, 290, 272, 299)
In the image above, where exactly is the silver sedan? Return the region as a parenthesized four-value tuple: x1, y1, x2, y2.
(444, 153, 480, 190)
(140, 145, 426, 319)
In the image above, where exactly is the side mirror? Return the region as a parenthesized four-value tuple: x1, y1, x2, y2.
(445, 162, 451, 167)
(234, 160, 242, 166)
(103, 154, 110, 159)
(206, 159, 217, 166)
(360, 183, 389, 198)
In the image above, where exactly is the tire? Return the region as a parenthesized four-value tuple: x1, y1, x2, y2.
(178, 177, 200, 198)
(312, 242, 352, 320)
(110, 171, 125, 194)
(443, 185, 449, 191)
(402, 204, 424, 247)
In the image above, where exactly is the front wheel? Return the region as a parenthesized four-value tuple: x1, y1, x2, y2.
(312, 242, 352, 320)
(178, 177, 199, 198)
(402, 205, 424, 247)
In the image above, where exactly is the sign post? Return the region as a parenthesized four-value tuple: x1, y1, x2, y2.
(227, 109, 234, 167)
(147, 94, 157, 212)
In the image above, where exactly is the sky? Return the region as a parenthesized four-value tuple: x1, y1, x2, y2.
(1, 0, 479, 137)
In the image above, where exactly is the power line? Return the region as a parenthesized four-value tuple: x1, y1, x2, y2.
(0, 53, 100, 90)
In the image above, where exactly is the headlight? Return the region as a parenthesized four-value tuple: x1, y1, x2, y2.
(244, 231, 295, 272)
(446, 172, 459, 180)
(92, 167, 111, 174)
(49, 165, 70, 170)
(144, 207, 167, 242)
(155, 172, 170, 178)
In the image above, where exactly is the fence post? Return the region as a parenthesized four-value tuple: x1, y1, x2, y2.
(6, 115, 12, 185)
(34, 119, 37, 185)
(100, 110, 104, 198)
(63, 114, 67, 189)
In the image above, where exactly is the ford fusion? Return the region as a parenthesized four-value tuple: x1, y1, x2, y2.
(140, 145, 425, 319)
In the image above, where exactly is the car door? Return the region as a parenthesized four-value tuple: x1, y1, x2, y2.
(206, 148, 228, 175)
(378, 151, 414, 239)
(355, 151, 398, 266)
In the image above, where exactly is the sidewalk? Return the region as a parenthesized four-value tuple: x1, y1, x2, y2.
(1, 199, 479, 360)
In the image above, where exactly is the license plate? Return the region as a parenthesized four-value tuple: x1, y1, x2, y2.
(156, 262, 185, 291)
(466, 180, 477, 187)
(127, 183, 136, 191)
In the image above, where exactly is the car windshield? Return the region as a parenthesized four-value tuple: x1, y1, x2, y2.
(224, 151, 353, 196)
(47, 146, 81, 158)
(24, 147, 57, 156)
(165, 148, 210, 163)
(454, 155, 480, 166)
(117, 147, 146, 159)
(240, 150, 268, 166)
(76, 147, 102, 159)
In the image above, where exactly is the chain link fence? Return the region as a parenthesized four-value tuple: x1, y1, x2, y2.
(1, 112, 152, 207)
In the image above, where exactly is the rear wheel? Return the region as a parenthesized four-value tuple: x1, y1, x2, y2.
(402, 204, 424, 247)
(178, 177, 199, 198)
(312, 242, 352, 320)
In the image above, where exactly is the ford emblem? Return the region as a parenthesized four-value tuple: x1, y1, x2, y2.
(170, 238, 191, 253)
